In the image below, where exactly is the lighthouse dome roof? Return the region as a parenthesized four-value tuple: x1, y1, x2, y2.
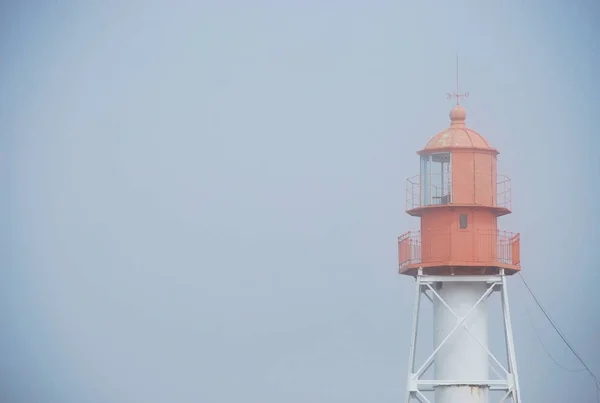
(421, 105, 496, 153)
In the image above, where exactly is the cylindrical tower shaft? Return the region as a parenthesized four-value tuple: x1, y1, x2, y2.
(433, 282, 489, 403)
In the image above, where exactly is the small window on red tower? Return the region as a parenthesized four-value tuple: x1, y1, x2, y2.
(459, 214, 468, 229)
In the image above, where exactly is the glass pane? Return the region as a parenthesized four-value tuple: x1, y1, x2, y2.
(420, 153, 452, 207)
(460, 214, 468, 229)
(420, 156, 430, 206)
(429, 153, 452, 205)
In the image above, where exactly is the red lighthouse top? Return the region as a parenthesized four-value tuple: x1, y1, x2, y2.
(420, 106, 496, 153)
(398, 104, 521, 277)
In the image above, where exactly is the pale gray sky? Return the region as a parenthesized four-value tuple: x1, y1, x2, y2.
(0, 1, 599, 402)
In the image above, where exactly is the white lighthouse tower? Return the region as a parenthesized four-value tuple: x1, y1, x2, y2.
(398, 99, 523, 402)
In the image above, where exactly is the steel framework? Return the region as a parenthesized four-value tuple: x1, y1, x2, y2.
(404, 269, 522, 403)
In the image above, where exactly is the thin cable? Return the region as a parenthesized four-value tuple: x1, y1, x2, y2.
(518, 273, 600, 392)
(522, 298, 586, 372)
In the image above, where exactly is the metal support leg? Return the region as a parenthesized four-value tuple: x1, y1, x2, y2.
(405, 273, 422, 403)
(501, 274, 522, 403)
(403, 273, 522, 402)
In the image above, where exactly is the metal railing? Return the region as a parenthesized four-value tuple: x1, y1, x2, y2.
(398, 229, 520, 270)
(496, 175, 512, 211)
(406, 174, 452, 210)
(398, 231, 422, 268)
(406, 172, 512, 211)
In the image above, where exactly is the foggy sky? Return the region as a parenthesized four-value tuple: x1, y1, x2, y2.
(0, 1, 599, 402)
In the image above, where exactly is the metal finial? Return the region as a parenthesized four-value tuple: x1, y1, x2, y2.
(446, 54, 469, 105)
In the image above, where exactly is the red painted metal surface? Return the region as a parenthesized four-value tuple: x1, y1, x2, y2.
(398, 104, 521, 277)
(405, 172, 511, 212)
(398, 229, 521, 273)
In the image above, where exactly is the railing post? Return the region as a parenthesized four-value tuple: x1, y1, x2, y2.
(398, 236, 405, 268)
(511, 234, 520, 266)
(399, 233, 409, 268)
(407, 233, 413, 264)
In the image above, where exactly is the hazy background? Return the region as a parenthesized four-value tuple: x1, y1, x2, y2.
(0, 1, 598, 402)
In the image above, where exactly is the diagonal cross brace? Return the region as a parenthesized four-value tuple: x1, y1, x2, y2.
(425, 283, 509, 377)
(499, 389, 515, 402)
(413, 282, 496, 379)
(415, 391, 432, 403)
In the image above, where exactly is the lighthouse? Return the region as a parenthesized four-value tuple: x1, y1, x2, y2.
(398, 101, 523, 402)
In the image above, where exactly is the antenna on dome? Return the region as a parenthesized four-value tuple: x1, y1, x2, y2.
(446, 54, 469, 105)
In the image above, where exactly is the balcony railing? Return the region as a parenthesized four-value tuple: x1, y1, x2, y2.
(398, 231, 422, 268)
(406, 172, 512, 212)
(398, 229, 521, 271)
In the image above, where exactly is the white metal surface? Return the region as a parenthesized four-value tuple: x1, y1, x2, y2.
(404, 269, 522, 403)
(500, 275, 522, 403)
(433, 282, 489, 402)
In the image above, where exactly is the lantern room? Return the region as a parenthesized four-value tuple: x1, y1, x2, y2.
(406, 105, 511, 216)
(399, 105, 521, 277)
